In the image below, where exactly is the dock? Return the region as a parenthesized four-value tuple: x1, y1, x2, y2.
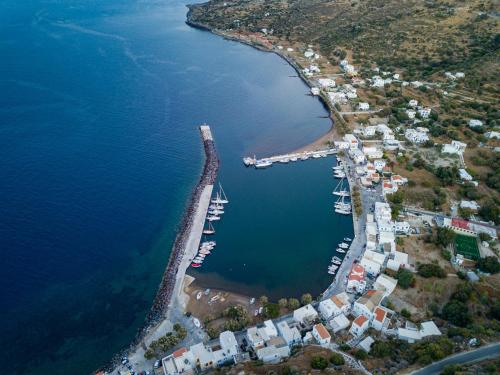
(243, 148, 337, 168)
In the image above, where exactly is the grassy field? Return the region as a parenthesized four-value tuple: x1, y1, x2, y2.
(455, 234, 480, 260)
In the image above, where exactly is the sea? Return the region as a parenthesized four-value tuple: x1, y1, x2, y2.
(0, 0, 353, 374)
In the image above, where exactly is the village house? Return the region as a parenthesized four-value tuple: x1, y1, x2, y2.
(406, 109, 416, 119)
(256, 337, 290, 364)
(366, 220, 378, 252)
(318, 292, 351, 320)
(384, 138, 401, 150)
(317, 78, 336, 88)
(405, 128, 429, 144)
(312, 323, 331, 347)
(329, 313, 351, 333)
(358, 102, 370, 111)
(387, 250, 409, 271)
(293, 304, 318, 325)
(485, 131, 500, 139)
(397, 321, 441, 343)
(371, 306, 391, 332)
(304, 49, 314, 58)
(418, 107, 431, 119)
(408, 99, 418, 108)
(218, 331, 239, 364)
(375, 202, 392, 222)
(373, 274, 398, 297)
(372, 76, 385, 88)
(459, 168, 473, 181)
(353, 290, 385, 319)
(393, 73, 400, 80)
(442, 140, 467, 155)
(347, 263, 367, 293)
(468, 119, 483, 128)
(460, 200, 480, 211)
(190, 343, 215, 370)
(349, 315, 370, 337)
(374, 159, 386, 171)
(383, 180, 398, 195)
(246, 327, 265, 349)
(328, 91, 347, 104)
(362, 146, 383, 160)
(391, 174, 408, 186)
(358, 336, 375, 353)
(363, 126, 377, 137)
(276, 321, 302, 347)
(162, 347, 196, 375)
(350, 148, 366, 164)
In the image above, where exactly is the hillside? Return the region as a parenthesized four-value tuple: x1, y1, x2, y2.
(188, 0, 499, 90)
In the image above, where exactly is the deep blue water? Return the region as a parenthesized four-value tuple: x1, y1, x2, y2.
(0, 0, 351, 374)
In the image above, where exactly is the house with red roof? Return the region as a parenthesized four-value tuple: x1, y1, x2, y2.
(349, 315, 369, 337)
(347, 264, 366, 293)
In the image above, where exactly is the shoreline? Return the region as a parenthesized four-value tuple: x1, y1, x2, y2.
(107, 126, 219, 373)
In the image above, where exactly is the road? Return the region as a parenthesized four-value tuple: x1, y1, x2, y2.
(409, 342, 500, 375)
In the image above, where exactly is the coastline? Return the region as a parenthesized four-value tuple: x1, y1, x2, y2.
(108, 126, 219, 372)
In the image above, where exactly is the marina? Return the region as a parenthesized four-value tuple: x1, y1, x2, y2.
(243, 148, 337, 168)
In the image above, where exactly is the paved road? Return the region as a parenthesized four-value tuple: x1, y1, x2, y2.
(410, 342, 500, 375)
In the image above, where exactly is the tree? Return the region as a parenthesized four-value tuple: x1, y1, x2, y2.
(478, 199, 499, 224)
(442, 300, 471, 327)
(434, 166, 458, 186)
(397, 269, 415, 289)
(435, 227, 456, 247)
(259, 295, 268, 305)
(263, 303, 280, 319)
(401, 308, 412, 319)
(417, 263, 446, 278)
(371, 341, 392, 358)
(329, 352, 345, 365)
(278, 298, 288, 308)
(287, 298, 300, 309)
(442, 364, 461, 375)
(310, 356, 328, 370)
(477, 256, 500, 274)
(301, 293, 313, 305)
(144, 348, 156, 360)
(354, 349, 368, 360)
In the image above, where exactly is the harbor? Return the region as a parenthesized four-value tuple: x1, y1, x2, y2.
(243, 148, 337, 168)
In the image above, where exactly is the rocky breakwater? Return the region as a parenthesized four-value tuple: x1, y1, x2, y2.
(147, 125, 219, 324)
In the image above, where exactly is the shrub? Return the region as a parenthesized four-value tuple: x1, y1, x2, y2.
(329, 352, 345, 366)
(442, 300, 471, 327)
(287, 298, 300, 309)
(301, 293, 313, 305)
(371, 341, 392, 358)
(354, 349, 368, 360)
(477, 256, 500, 274)
(263, 303, 280, 319)
(310, 356, 328, 370)
(435, 227, 456, 247)
(417, 263, 446, 278)
(401, 308, 412, 319)
(397, 269, 415, 289)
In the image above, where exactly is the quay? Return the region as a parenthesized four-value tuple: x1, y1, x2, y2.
(243, 147, 337, 168)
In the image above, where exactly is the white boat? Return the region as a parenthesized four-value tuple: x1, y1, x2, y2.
(198, 250, 211, 255)
(196, 292, 202, 300)
(279, 158, 290, 163)
(208, 209, 224, 215)
(334, 172, 346, 178)
(243, 156, 256, 166)
(332, 166, 343, 171)
(335, 208, 351, 215)
(218, 183, 229, 204)
(255, 160, 272, 168)
(328, 269, 337, 275)
(320, 153, 327, 158)
(209, 204, 224, 210)
(336, 248, 346, 253)
(290, 157, 298, 162)
(328, 265, 338, 271)
(344, 237, 352, 242)
(193, 317, 201, 328)
(300, 155, 309, 161)
(331, 259, 341, 265)
(203, 221, 215, 235)
(193, 258, 204, 263)
(312, 154, 321, 159)
(207, 215, 220, 221)
(202, 241, 216, 247)
(333, 190, 350, 197)
(332, 256, 342, 262)
(339, 242, 349, 249)
(249, 297, 255, 304)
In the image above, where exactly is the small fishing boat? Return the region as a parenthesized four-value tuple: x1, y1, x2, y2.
(207, 215, 220, 221)
(301, 155, 309, 161)
(279, 158, 290, 163)
(194, 257, 205, 263)
(198, 250, 211, 255)
(290, 157, 298, 162)
(243, 156, 256, 166)
(336, 248, 346, 253)
(255, 160, 272, 169)
(191, 263, 202, 268)
(208, 209, 224, 215)
(334, 172, 346, 178)
(328, 269, 337, 275)
(332, 166, 343, 171)
(320, 153, 327, 158)
(335, 208, 352, 215)
(209, 204, 224, 210)
(328, 265, 338, 271)
(203, 221, 215, 235)
(344, 237, 352, 242)
(339, 242, 349, 249)
(202, 241, 216, 247)
(196, 292, 203, 300)
(312, 154, 321, 159)
(331, 259, 341, 265)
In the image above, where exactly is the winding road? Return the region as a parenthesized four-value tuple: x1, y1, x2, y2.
(409, 342, 500, 375)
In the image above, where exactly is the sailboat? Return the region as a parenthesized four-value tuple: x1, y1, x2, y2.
(208, 208, 224, 215)
(336, 248, 346, 253)
(338, 242, 349, 249)
(334, 194, 351, 215)
(203, 221, 215, 235)
(332, 178, 350, 197)
(207, 215, 220, 222)
(218, 183, 229, 204)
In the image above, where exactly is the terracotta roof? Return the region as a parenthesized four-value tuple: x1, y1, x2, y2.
(314, 323, 331, 339)
(353, 315, 368, 326)
(374, 307, 387, 322)
(331, 295, 345, 308)
(392, 175, 403, 180)
(384, 182, 393, 188)
(349, 264, 365, 282)
(173, 347, 188, 358)
(451, 218, 470, 230)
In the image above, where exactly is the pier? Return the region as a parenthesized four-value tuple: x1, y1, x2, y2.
(243, 148, 337, 168)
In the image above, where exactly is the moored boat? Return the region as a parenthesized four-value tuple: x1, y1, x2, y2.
(207, 215, 220, 221)
(191, 263, 202, 268)
(255, 160, 272, 168)
(344, 237, 352, 242)
(203, 221, 215, 235)
(336, 248, 346, 253)
(339, 242, 349, 249)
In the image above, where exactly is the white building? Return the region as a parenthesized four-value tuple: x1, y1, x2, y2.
(358, 336, 375, 353)
(358, 102, 370, 111)
(360, 257, 382, 276)
(374, 159, 386, 171)
(350, 148, 366, 164)
(363, 146, 383, 160)
(468, 119, 483, 128)
(371, 306, 391, 332)
(442, 140, 467, 155)
(328, 91, 347, 104)
(406, 110, 416, 119)
(293, 304, 318, 324)
(347, 264, 367, 293)
(408, 99, 418, 108)
(318, 78, 336, 88)
(329, 313, 351, 333)
(363, 126, 377, 137)
(353, 290, 385, 319)
(373, 274, 398, 297)
(418, 108, 431, 119)
(276, 321, 302, 347)
(375, 202, 392, 223)
(485, 131, 500, 139)
(310, 87, 320, 96)
(246, 327, 265, 349)
(218, 331, 239, 363)
(162, 347, 196, 375)
(191, 343, 215, 370)
(460, 200, 480, 211)
(312, 323, 331, 347)
(344, 134, 359, 149)
(318, 292, 350, 320)
(256, 337, 290, 364)
(405, 128, 429, 144)
(459, 169, 473, 181)
(349, 315, 369, 337)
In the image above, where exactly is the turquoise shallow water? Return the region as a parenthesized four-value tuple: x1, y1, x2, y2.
(0, 0, 351, 373)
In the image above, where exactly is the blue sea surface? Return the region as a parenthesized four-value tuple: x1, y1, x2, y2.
(0, 0, 351, 374)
